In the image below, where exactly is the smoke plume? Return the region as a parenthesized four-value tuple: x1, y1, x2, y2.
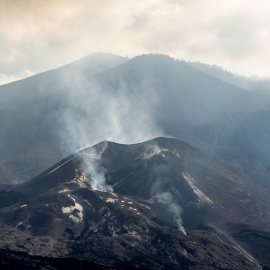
(149, 151, 186, 235)
(55, 61, 163, 192)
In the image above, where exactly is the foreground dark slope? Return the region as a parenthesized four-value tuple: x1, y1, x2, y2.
(1, 138, 270, 269)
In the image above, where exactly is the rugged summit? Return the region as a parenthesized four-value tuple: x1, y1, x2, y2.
(1, 137, 270, 269)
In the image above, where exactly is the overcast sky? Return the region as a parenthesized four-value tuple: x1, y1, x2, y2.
(1, 0, 270, 85)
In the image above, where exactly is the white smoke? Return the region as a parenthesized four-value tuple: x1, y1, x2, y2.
(83, 158, 107, 191)
(56, 58, 163, 192)
(150, 167, 186, 236)
(169, 202, 187, 236)
(153, 190, 186, 235)
(58, 71, 163, 156)
(79, 150, 116, 194)
(143, 143, 162, 159)
(143, 143, 186, 234)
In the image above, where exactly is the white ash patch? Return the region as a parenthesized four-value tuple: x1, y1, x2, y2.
(16, 222, 23, 227)
(182, 173, 213, 205)
(138, 203, 151, 209)
(62, 194, 83, 223)
(74, 177, 88, 188)
(58, 188, 69, 193)
(143, 144, 161, 159)
(144, 198, 154, 204)
(128, 230, 142, 241)
(73, 170, 88, 188)
(143, 145, 170, 159)
(20, 204, 27, 208)
(106, 198, 118, 203)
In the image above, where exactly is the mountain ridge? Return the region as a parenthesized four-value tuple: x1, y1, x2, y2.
(0, 53, 269, 195)
(0, 52, 129, 87)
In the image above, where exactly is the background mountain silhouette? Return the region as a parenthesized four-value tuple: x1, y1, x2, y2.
(0, 53, 269, 193)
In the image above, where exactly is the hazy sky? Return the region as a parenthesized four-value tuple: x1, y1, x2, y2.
(1, 0, 270, 85)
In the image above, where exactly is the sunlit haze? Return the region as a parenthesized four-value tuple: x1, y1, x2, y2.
(1, 0, 270, 85)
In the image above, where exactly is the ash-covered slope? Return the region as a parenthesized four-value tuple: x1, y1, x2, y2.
(1, 137, 270, 269)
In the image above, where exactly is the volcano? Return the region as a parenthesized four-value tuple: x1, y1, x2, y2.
(1, 137, 270, 269)
(1, 53, 270, 193)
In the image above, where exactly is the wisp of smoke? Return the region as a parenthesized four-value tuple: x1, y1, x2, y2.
(143, 143, 162, 159)
(56, 62, 164, 193)
(79, 151, 116, 194)
(150, 161, 187, 235)
(84, 159, 106, 191)
(154, 190, 186, 235)
(57, 62, 163, 153)
(145, 143, 186, 234)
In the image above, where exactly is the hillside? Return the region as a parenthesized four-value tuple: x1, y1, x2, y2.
(0, 53, 269, 191)
(189, 61, 270, 94)
(1, 137, 269, 269)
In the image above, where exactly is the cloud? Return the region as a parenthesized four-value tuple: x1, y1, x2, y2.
(58, 73, 162, 153)
(0, 70, 34, 86)
(151, 176, 186, 235)
(0, 0, 270, 84)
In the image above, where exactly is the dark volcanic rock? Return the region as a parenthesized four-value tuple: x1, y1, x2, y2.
(0, 137, 270, 269)
(0, 190, 23, 209)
